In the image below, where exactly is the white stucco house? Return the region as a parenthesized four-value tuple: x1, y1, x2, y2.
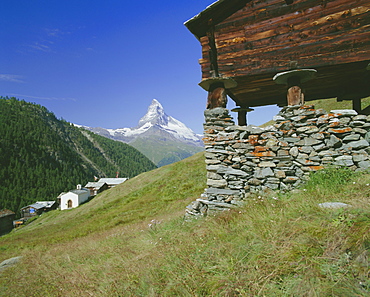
(59, 185, 90, 210)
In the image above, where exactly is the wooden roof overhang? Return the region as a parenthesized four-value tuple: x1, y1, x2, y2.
(185, 0, 370, 108)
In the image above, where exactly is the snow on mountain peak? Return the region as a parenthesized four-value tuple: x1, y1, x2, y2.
(84, 99, 203, 146)
(138, 99, 168, 127)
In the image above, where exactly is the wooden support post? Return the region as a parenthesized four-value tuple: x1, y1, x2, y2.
(238, 109, 247, 126)
(287, 76, 304, 106)
(231, 107, 254, 126)
(287, 86, 304, 106)
(273, 69, 317, 107)
(352, 98, 361, 113)
(199, 77, 237, 109)
(206, 82, 227, 109)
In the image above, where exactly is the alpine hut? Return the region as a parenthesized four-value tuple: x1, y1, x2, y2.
(185, 0, 370, 124)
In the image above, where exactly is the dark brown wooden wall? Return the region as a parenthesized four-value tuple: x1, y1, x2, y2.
(200, 0, 370, 79)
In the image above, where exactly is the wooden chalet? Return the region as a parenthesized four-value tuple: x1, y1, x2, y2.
(84, 181, 109, 196)
(20, 201, 57, 218)
(98, 178, 127, 188)
(185, 0, 370, 122)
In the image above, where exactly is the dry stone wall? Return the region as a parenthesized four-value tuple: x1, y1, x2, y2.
(186, 105, 370, 217)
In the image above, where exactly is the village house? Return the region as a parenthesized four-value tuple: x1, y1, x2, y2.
(0, 209, 15, 235)
(84, 181, 109, 196)
(20, 201, 58, 218)
(59, 185, 90, 210)
(98, 178, 127, 188)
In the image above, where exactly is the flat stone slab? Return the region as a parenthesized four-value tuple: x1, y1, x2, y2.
(205, 188, 240, 195)
(296, 137, 322, 146)
(330, 110, 358, 116)
(245, 125, 265, 134)
(334, 155, 354, 166)
(196, 199, 236, 208)
(0, 256, 22, 273)
(343, 139, 369, 150)
(318, 202, 351, 209)
(207, 165, 249, 177)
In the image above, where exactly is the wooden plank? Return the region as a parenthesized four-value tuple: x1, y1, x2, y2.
(212, 4, 370, 77)
(215, 7, 370, 48)
(215, 3, 370, 50)
(217, 0, 368, 34)
(217, 30, 370, 68)
(216, 29, 370, 63)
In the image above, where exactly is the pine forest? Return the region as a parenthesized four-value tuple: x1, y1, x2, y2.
(0, 97, 157, 215)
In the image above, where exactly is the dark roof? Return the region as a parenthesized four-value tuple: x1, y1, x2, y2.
(98, 178, 127, 185)
(185, 0, 249, 39)
(21, 203, 46, 210)
(69, 189, 89, 195)
(0, 209, 15, 218)
(35, 201, 56, 209)
(85, 181, 107, 189)
(20, 201, 56, 211)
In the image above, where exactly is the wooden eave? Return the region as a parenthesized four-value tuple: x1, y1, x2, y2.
(227, 60, 370, 108)
(186, 0, 370, 109)
(184, 0, 249, 39)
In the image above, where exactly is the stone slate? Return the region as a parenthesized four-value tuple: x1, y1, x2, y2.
(365, 132, 370, 142)
(334, 155, 354, 166)
(353, 115, 368, 121)
(255, 167, 274, 178)
(353, 153, 369, 162)
(245, 125, 265, 134)
(205, 188, 240, 195)
(207, 179, 227, 188)
(325, 134, 342, 148)
(273, 115, 285, 122)
(358, 160, 370, 169)
(319, 202, 350, 209)
(0, 257, 23, 273)
(296, 137, 322, 146)
(330, 110, 358, 116)
(342, 134, 361, 142)
(353, 128, 367, 135)
(343, 139, 369, 150)
(283, 137, 300, 143)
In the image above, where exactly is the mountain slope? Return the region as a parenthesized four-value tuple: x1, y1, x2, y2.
(0, 97, 156, 214)
(84, 99, 204, 166)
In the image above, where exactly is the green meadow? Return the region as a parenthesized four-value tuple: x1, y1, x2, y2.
(0, 151, 369, 296)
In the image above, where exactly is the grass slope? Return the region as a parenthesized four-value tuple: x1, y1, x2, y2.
(1, 156, 369, 296)
(130, 136, 204, 167)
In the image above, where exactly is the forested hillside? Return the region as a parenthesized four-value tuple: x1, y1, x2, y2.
(0, 97, 156, 214)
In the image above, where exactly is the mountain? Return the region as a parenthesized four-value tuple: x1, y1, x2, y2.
(82, 99, 204, 166)
(0, 97, 157, 214)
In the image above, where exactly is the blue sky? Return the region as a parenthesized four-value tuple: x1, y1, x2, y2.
(1, 0, 280, 134)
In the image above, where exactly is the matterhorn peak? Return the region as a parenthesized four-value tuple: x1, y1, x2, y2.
(138, 99, 168, 127)
(82, 98, 204, 166)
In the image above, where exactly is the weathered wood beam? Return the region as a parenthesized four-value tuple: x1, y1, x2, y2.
(352, 98, 362, 113)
